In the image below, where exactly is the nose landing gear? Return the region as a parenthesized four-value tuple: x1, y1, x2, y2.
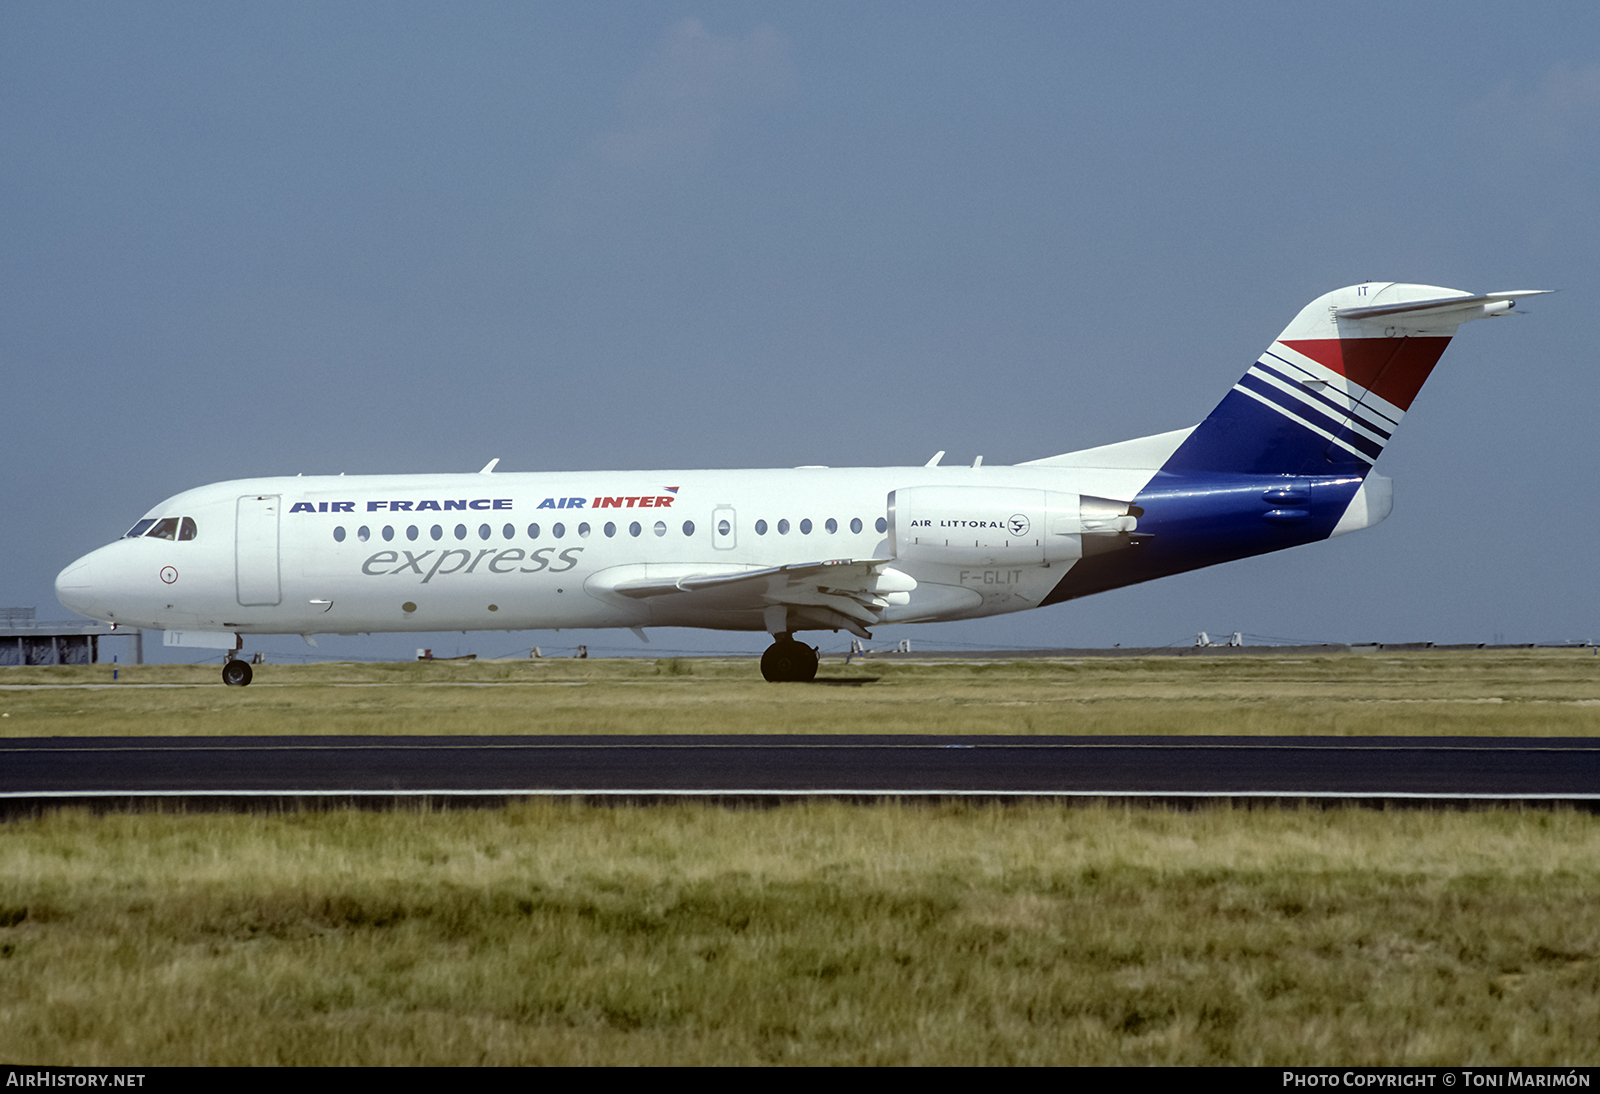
(760, 634, 818, 683)
(222, 657, 253, 687)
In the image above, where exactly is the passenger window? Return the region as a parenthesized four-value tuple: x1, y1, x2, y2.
(777, 519, 789, 535)
(454, 524, 467, 540)
(825, 518, 837, 534)
(358, 526, 371, 542)
(478, 524, 491, 541)
(501, 524, 514, 540)
(578, 522, 591, 538)
(755, 520, 768, 535)
(430, 525, 443, 541)
(653, 521, 666, 537)
(145, 518, 180, 540)
(333, 527, 346, 542)
(850, 518, 863, 534)
(382, 526, 394, 541)
(875, 517, 888, 533)
(552, 523, 565, 539)
(682, 520, 695, 536)
(800, 519, 812, 535)
(629, 522, 641, 537)
(527, 523, 541, 540)
(179, 517, 198, 541)
(604, 522, 616, 538)
(406, 526, 419, 541)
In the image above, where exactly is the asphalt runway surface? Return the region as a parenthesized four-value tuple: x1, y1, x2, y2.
(2, 735, 1598, 803)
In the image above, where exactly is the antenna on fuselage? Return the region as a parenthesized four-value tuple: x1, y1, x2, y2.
(924, 451, 945, 467)
(479, 458, 500, 474)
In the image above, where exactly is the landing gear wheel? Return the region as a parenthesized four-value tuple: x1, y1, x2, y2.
(222, 659, 253, 687)
(760, 639, 818, 683)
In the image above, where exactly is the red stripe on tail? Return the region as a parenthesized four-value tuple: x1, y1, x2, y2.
(1282, 337, 1452, 411)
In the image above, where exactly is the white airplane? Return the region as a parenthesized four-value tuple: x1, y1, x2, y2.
(56, 282, 1545, 685)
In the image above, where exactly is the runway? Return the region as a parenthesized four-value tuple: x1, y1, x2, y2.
(2, 735, 1598, 804)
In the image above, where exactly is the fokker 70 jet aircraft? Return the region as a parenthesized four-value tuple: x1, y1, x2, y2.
(57, 282, 1544, 683)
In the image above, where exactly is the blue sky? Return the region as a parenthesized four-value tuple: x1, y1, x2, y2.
(5, 3, 1596, 660)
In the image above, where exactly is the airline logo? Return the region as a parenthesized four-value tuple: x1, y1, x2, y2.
(908, 518, 1027, 531)
(288, 488, 679, 514)
(537, 493, 679, 510)
(289, 500, 513, 514)
(360, 547, 585, 583)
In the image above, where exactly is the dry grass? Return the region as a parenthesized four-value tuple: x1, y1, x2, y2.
(1, 802, 1596, 1065)
(3, 648, 1599, 738)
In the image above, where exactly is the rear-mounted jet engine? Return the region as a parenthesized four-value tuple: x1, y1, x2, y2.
(886, 487, 1143, 566)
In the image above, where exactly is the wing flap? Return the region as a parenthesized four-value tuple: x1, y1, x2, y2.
(596, 558, 916, 633)
(610, 558, 886, 599)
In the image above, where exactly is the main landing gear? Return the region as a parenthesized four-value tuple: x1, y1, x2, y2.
(760, 634, 818, 683)
(222, 657, 253, 687)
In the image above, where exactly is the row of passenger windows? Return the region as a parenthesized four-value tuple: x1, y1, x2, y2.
(754, 517, 887, 536)
(125, 517, 198, 541)
(335, 521, 693, 543)
(331, 516, 889, 544)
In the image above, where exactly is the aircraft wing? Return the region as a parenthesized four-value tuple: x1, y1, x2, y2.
(602, 558, 917, 638)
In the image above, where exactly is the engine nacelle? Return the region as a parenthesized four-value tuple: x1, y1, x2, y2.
(887, 486, 1141, 566)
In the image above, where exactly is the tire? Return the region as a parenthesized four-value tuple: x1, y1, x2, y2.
(760, 640, 818, 683)
(222, 659, 253, 687)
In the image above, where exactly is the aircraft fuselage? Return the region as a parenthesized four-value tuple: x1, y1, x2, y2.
(60, 461, 1237, 636)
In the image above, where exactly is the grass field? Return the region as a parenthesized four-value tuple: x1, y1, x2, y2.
(2, 802, 1598, 1065)
(3, 646, 1600, 738)
(2, 651, 1597, 1065)
(3, 647, 1599, 738)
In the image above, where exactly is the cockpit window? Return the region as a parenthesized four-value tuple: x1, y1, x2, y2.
(129, 516, 197, 541)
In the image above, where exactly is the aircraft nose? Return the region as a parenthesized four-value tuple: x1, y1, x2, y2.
(55, 554, 99, 618)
